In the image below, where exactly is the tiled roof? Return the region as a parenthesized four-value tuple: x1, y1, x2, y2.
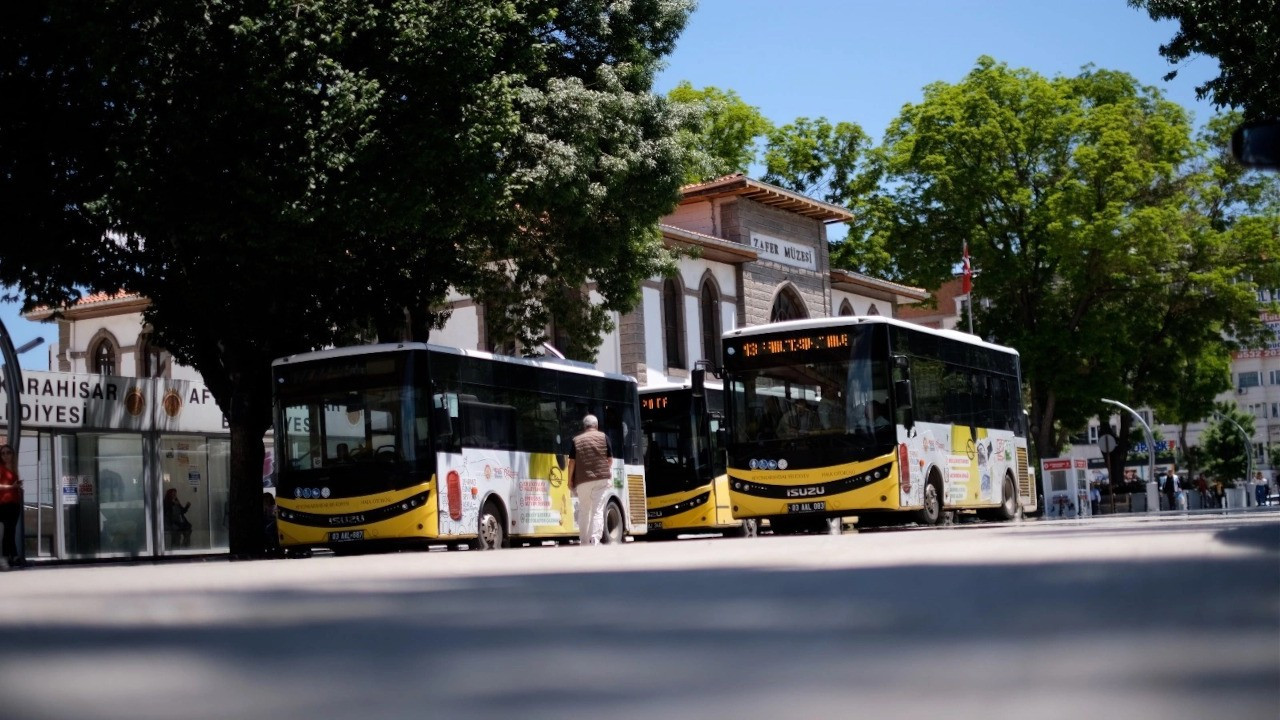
(23, 290, 147, 321)
(679, 173, 855, 223)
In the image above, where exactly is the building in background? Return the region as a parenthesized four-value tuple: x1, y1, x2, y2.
(6, 175, 926, 561)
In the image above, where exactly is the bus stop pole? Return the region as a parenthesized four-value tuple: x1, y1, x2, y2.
(1101, 398, 1156, 513)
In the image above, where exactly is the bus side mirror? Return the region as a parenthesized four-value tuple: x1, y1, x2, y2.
(894, 379, 913, 409)
(692, 366, 706, 398)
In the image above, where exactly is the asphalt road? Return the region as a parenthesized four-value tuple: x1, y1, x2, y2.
(1, 511, 1277, 720)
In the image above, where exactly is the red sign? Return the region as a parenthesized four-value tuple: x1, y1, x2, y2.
(1042, 459, 1073, 471)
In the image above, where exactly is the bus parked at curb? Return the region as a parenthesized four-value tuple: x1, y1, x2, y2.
(270, 343, 646, 553)
(721, 316, 1033, 532)
(640, 370, 756, 539)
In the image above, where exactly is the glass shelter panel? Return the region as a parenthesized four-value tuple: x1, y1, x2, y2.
(59, 433, 148, 557)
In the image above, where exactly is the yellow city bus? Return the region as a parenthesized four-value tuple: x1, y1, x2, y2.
(270, 343, 646, 552)
(640, 372, 756, 538)
(721, 316, 1034, 532)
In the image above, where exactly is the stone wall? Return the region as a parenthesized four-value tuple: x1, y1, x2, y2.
(720, 198, 831, 326)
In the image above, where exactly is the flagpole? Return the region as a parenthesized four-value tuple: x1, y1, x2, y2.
(962, 240, 974, 334)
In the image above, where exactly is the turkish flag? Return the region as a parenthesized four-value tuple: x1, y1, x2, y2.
(961, 241, 972, 295)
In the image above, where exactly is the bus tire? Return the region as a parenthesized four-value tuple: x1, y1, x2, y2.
(991, 473, 1019, 521)
(477, 500, 508, 550)
(600, 500, 625, 544)
(917, 475, 944, 526)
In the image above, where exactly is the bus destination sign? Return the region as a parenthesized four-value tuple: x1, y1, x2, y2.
(641, 394, 671, 411)
(736, 332, 850, 359)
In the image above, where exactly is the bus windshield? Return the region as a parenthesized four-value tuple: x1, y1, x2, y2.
(274, 353, 428, 496)
(281, 386, 408, 469)
(642, 391, 704, 496)
(726, 325, 893, 449)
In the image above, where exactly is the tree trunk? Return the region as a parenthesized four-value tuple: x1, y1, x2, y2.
(225, 382, 272, 558)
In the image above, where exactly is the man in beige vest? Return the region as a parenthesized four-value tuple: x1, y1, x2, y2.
(567, 414, 614, 545)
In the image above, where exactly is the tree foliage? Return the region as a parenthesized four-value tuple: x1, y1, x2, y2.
(834, 57, 1280, 462)
(1130, 0, 1280, 117)
(0, 0, 694, 553)
(666, 81, 771, 183)
(1200, 401, 1255, 486)
(761, 117, 870, 206)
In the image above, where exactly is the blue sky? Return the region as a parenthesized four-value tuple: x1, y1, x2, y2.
(1, 0, 1221, 370)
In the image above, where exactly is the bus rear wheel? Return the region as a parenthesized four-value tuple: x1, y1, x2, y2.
(917, 477, 943, 526)
(600, 501, 625, 544)
(477, 501, 508, 550)
(982, 473, 1019, 522)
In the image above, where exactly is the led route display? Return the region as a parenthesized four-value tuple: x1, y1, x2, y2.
(736, 332, 850, 358)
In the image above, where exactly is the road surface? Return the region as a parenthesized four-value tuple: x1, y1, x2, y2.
(1, 512, 1277, 720)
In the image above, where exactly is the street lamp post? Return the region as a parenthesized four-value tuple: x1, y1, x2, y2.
(0, 322, 44, 451)
(1101, 398, 1157, 513)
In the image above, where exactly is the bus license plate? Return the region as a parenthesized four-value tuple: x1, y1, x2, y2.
(787, 501, 826, 514)
(328, 530, 364, 542)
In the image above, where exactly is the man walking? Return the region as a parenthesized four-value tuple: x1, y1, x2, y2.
(567, 414, 614, 545)
(1163, 466, 1178, 511)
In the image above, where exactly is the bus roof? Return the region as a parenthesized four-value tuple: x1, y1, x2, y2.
(722, 315, 1020, 357)
(272, 342, 639, 385)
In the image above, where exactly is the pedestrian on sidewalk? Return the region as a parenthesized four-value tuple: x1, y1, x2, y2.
(0, 444, 24, 569)
(1162, 467, 1178, 511)
(567, 414, 614, 545)
(1255, 471, 1270, 507)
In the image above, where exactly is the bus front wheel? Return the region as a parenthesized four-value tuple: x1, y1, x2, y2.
(477, 501, 508, 550)
(917, 477, 943, 526)
(600, 501, 625, 544)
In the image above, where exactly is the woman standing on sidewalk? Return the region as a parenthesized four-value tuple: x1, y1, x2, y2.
(0, 443, 23, 568)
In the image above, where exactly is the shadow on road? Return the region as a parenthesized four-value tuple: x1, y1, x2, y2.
(1, 543, 1277, 720)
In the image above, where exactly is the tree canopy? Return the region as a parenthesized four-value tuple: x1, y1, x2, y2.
(1200, 401, 1256, 486)
(667, 81, 771, 183)
(1130, 0, 1280, 117)
(833, 57, 1280, 462)
(0, 0, 694, 553)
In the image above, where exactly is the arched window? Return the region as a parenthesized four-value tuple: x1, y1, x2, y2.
(867, 303, 881, 316)
(700, 280, 721, 367)
(838, 299, 855, 317)
(662, 278, 685, 370)
(139, 333, 165, 378)
(484, 303, 517, 356)
(548, 288, 586, 360)
(92, 339, 116, 376)
(770, 286, 808, 322)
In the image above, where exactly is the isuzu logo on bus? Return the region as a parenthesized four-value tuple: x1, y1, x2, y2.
(785, 486, 825, 498)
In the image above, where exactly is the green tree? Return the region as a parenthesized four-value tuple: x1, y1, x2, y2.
(1130, 0, 1280, 117)
(0, 0, 693, 554)
(1200, 401, 1255, 486)
(761, 117, 870, 206)
(835, 57, 1280, 463)
(666, 82, 772, 183)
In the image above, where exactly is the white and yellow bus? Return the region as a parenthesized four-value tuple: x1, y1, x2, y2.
(721, 316, 1034, 532)
(640, 372, 756, 538)
(270, 343, 647, 552)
